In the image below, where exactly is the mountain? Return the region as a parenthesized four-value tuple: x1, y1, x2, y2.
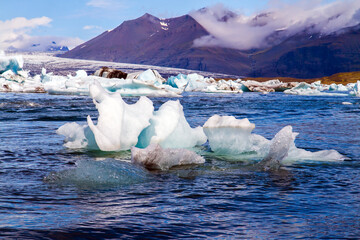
(10, 41, 69, 53)
(63, 13, 360, 78)
(250, 24, 360, 78)
(62, 13, 250, 76)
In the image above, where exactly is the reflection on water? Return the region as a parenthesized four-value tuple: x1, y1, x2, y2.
(0, 92, 359, 238)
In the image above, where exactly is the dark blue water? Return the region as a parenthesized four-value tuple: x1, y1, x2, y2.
(1, 92, 359, 239)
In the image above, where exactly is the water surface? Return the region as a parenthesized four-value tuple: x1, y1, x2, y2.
(0, 92, 359, 239)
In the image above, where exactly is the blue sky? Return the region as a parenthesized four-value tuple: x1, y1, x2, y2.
(0, 0, 348, 49)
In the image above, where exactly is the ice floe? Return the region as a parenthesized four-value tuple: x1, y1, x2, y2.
(131, 144, 205, 170)
(202, 115, 347, 162)
(58, 81, 205, 151)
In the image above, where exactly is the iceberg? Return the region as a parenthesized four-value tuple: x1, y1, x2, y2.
(284, 82, 348, 96)
(258, 126, 297, 171)
(42, 68, 181, 97)
(203, 115, 346, 162)
(203, 115, 256, 155)
(329, 83, 349, 92)
(131, 144, 205, 170)
(350, 81, 360, 97)
(0, 52, 24, 74)
(242, 80, 297, 93)
(57, 81, 154, 151)
(137, 100, 207, 149)
(166, 74, 188, 90)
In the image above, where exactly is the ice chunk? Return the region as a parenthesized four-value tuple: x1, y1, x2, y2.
(0, 54, 24, 74)
(258, 126, 297, 171)
(131, 144, 205, 170)
(242, 80, 297, 93)
(44, 159, 147, 188)
(137, 100, 207, 149)
(285, 82, 348, 96)
(329, 83, 348, 92)
(87, 81, 154, 151)
(287, 147, 347, 162)
(350, 81, 360, 97)
(127, 69, 166, 85)
(57, 81, 154, 151)
(166, 74, 188, 90)
(203, 115, 256, 154)
(56, 122, 88, 149)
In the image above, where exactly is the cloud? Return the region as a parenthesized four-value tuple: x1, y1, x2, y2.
(83, 25, 102, 30)
(190, 0, 360, 50)
(86, 0, 124, 9)
(0, 16, 83, 51)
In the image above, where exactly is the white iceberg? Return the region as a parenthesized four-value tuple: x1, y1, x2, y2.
(284, 82, 348, 96)
(350, 81, 360, 97)
(131, 144, 205, 170)
(242, 79, 297, 93)
(42, 68, 181, 97)
(0, 52, 24, 74)
(137, 100, 207, 149)
(258, 126, 297, 171)
(203, 115, 256, 155)
(57, 81, 154, 151)
(203, 115, 346, 162)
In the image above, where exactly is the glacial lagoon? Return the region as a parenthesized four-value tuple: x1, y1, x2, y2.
(0, 90, 359, 239)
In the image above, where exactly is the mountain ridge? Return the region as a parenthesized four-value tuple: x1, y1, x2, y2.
(62, 13, 360, 78)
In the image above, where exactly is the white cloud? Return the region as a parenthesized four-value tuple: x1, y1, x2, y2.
(86, 0, 124, 9)
(191, 0, 360, 50)
(0, 16, 83, 51)
(83, 25, 102, 30)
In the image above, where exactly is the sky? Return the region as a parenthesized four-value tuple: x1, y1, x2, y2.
(0, 0, 355, 50)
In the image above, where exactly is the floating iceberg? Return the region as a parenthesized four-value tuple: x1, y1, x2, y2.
(203, 115, 346, 162)
(58, 82, 205, 151)
(42, 68, 181, 97)
(203, 115, 256, 155)
(58, 81, 154, 151)
(242, 80, 297, 94)
(284, 82, 348, 96)
(350, 81, 360, 97)
(131, 144, 205, 170)
(258, 126, 297, 171)
(329, 83, 348, 92)
(0, 52, 24, 74)
(137, 100, 207, 149)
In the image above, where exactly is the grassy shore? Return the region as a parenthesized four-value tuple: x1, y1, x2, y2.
(242, 71, 360, 85)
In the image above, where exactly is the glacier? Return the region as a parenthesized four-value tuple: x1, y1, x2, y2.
(0, 52, 358, 97)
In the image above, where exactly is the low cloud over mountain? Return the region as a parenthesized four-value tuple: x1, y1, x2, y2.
(191, 0, 360, 50)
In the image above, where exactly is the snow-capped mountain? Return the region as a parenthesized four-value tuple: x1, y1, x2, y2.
(63, 13, 360, 78)
(9, 41, 69, 53)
